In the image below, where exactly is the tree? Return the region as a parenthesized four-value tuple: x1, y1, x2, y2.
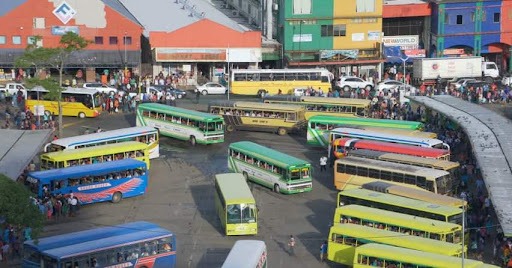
(15, 32, 90, 138)
(0, 174, 44, 240)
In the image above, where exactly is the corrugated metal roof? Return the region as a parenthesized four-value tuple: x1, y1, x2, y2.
(0, 0, 27, 17)
(101, 0, 143, 26)
(119, 0, 246, 36)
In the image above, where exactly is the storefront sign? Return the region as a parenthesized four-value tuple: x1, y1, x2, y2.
(352, 33, 365, 42)
(51, 26, 79, 35)
(382, 35, 419, 50)
(443, 48, 465, 55)
(293, 34, 312, 42)
(320, 50, 359, 60)
(52, 1, 76, 24)
(368, 31, 381, 41)
(404, 49, 426, 58)
(156, 48, 226, 62)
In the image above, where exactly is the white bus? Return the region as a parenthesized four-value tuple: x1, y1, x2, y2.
(44, 126, 160, 159)
(222, 240, 267, 268)
(328, 127, 450, 156)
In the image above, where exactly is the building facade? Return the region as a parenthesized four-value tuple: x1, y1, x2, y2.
(281, 0, 383, 77)
(430, 0, 512, 71)
(0, 0, 143, 79)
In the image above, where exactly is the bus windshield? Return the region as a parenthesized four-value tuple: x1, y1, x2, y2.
(227, 204, 257, 224)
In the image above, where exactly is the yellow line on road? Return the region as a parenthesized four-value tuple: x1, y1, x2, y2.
(62, 121, 81, 128)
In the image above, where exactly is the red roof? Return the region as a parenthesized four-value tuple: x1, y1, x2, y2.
(334, 138, 449, 158)
(383, 2, 431, 18)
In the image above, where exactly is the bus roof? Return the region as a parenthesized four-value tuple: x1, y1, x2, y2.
(231, 68, 330, 74)
(24, 221, 173, 259)
(351, 149, 459, 170)
(41, 141, 147, 161)
(310, 115, 422, 129)
(340, 188, 463, 216)
(355, 244, 486, 268)
(215, 173, 255, 204)
(209, 100, 304, 112)
(335, 156, 450, 178)
(384, 184, 467, 208)
(229, 141, 310, 169)
(335, 205, 461, 232)
(222, 240, 266, 268)
(264, 96, 371, 106)
(331, 127, 444, 147)
(29, 159, 146, 184)
(335, 138, 449, 157)
(29, 87, 99, 95)
(330, 224, 463, 256)
(49, 126, 157, 147)
(138, 103, 223, 122)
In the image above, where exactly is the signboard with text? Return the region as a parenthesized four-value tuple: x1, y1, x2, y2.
(156, 48, 226, 62)
(382, 35, 419, 50)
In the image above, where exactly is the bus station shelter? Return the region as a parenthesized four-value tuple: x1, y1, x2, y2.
(0, 129, 51, 180)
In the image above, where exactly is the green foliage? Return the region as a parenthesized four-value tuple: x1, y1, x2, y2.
(0, 174, 44, 239)
(24, 78, 62, 100)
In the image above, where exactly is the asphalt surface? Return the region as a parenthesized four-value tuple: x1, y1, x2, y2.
(7, 93, 339, 268)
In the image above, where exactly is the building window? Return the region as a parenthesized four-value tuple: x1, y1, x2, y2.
(123, 36, 132, 45)
(456, 15, 463, 24)
(444, 13, 449, 24)
(27, 36, 36, 45)
(333, 25, 347, 36)
(94, 36, 103, 45)
(321, 25, 333, 37)
(0, 36, 5, 44)
(494, 12, 500, 23)
(109, 36, 118, 45)
(12, 36, 21, 45)
(293, 0, 311, 15)
(356, 0, 375, 12)
(33, 18, 45, 29)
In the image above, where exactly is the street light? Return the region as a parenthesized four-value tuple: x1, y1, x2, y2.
(386, 55, 409, 84)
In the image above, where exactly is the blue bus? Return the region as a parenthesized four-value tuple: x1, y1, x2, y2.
(26, 159, 148, 204)
(23, 221, 177, 268)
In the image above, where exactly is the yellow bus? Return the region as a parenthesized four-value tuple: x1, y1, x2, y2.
(208, 100, 306, 135)
(333, 205, 463, 245)
(26, 87, 102, 118)
(263, 96, 370, 119)
(327, 224, 465, 266)
(230, 68, 333, 97)
(337, 188, 464, 225)
(214, 173, 257, 235)
(354, 244, 498, 268)
(40, 141, 150, 170)
(362, 126, 437, 139)
(334, 156, 452, 195)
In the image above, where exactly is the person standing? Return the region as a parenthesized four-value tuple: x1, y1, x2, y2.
(288, 235, 295, 256)
(320, 241, 328, 262)
(320, 156, 327, 172)
(195, 89, 201, 104)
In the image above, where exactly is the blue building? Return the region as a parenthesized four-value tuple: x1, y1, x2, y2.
(429, 0, 511, 71)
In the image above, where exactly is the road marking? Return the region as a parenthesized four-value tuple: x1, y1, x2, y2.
(62, 121, 81, 128)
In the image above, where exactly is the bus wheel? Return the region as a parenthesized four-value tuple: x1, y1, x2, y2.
(226, 124, 235, 132)
(190, 136, 196, 146)
(277, 127, 287, 136)
(112, 192, 122, 203)
(78, 112, 86, 119)
(257, 90, 266, 98)
(273, 184, 280, 193)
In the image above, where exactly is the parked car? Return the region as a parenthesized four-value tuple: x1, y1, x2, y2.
(292, 87, 307, 96)
(167, 87, 187, 99)
(377, 80, 407, 92)
(465, 81, 489, 89)
(452, 78, 477, 90)
(83, 83, 118, 95)
(337, 76, 373, 91)
(195, 82, 227, 95)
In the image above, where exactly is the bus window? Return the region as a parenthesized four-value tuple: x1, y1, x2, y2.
(260, 73, 272, 81)
(227, 204, 241, 223)
(321, 75, 329, 83)
(290, 169, 300, 181)
(234, 73, 247, 81)
(286, 113, 296, 121)
(241, 203, 256, 223)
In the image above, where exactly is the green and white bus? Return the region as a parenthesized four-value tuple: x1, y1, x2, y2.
(228, 141, 313, 194)
(136, 103, 225, 146)
(214, 173, 258, 236)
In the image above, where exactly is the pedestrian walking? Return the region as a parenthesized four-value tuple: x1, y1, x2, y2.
(320, 156, 327, 172)
(320, 241, 328, 262)
(195, 89, 200, 104)
(288, 235, 295, 256)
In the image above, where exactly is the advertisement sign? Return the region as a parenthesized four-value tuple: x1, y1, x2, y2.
(156, 48, 226, 62)
(293, 34, 312, 42)
(51, 26, 79, 35)
(443, 48, 465, 55)
(352, 33, 365, 42)
(320, 50, 359, 59)
(368, 31, 381, 41)
(404, 49, 426, 58)
(52, 1, 76, 24)
(382, 35, 419, 50)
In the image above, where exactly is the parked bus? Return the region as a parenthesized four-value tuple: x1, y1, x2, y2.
(362, 181, 467, 209)
(327, 224, 465, 266)
(44, 126, 160, 159)
(27, 159, 148, 204)
(263, 96, 370, 119)
(334, 156, 452, 194)
(25, 86, 102, 118)
(40, 141, 150, 170)
(332, 138, 451, 160)
(214, 173, 258, 236)
(353, 244, 498, 268)
(209, 100, 306, 135)
(23, 221, 176, 268)
(228, 141, 312, 194)
(328, 127, 450, 151)
(337, 188, 463, 225)
(333, 205, 463, 245)
(136, 103, 224, 146)
(230, 68, 333, 97)
(221, 240, 267, 268)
